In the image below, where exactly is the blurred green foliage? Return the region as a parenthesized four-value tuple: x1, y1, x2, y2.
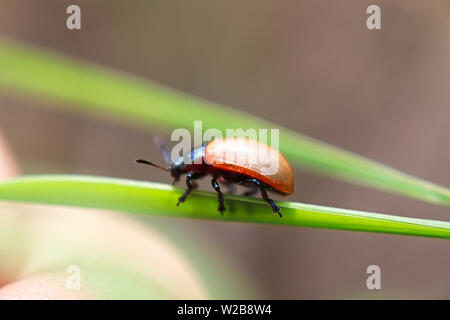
(0, 38, 449, 207)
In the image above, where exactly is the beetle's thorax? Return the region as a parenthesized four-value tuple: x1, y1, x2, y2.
(170, 144, 207, 175)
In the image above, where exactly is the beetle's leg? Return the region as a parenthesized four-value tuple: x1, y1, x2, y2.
(244, 178, 281, 217)
(211, 178, 226, 214)
(259, 186, 282, 217)
(177, 172, 199, 206)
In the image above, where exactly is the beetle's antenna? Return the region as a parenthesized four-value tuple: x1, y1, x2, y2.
(135, 159, 168, 171)
(153, 137, 173, 166)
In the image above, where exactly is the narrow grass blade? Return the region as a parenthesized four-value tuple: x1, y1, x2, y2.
(0, 38, 449, 206)
(0, 175, 450, 239)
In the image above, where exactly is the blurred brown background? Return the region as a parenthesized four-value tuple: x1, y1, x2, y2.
(0, 0, 449, 298)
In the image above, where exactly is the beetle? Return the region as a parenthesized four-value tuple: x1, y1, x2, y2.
(136, 137, 294, 217)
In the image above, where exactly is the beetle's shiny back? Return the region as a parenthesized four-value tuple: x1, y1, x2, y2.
(205, 138, 294, 194)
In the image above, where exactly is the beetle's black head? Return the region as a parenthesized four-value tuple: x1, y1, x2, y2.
(169, 164, 182, 184)
(136, 137, 185, 185)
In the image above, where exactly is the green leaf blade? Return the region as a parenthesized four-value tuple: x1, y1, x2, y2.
(1, 175, 450, 239)
(0, 38, 449, 206)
